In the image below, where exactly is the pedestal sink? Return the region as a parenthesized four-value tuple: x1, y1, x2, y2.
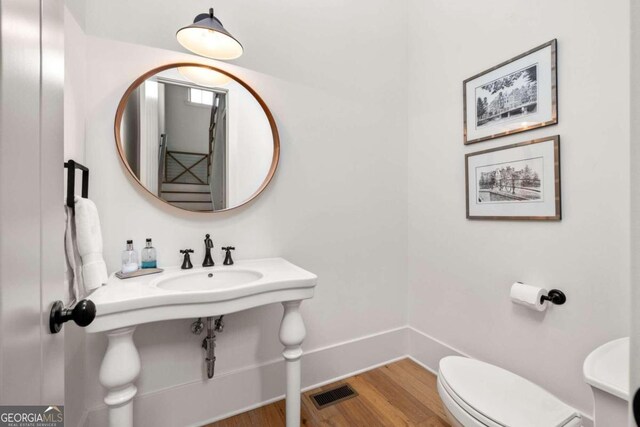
(85, 258, 317, 427)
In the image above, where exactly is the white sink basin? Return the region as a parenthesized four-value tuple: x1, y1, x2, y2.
(155, 269, 263, 291)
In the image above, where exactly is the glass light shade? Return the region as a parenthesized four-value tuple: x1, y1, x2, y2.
(176, 11, 243, 60)
(177, 66, 232, 87)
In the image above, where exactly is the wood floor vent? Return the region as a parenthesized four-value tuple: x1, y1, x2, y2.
(310, 384, 358, 409)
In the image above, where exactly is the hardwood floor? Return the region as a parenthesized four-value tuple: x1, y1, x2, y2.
(206, 358, 451, 427)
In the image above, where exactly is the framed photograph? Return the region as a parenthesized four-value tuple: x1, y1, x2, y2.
(463, 39, 557, 145)
(465, 136, 561, 220)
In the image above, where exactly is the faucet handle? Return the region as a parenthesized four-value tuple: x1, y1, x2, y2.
(222, 247, 235, 266)
(180, 249, 194, 269)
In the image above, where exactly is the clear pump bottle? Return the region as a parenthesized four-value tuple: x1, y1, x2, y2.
(141, 238, 157, 269)
(121, 240, 139, 273)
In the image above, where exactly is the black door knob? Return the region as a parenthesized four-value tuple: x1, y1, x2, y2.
(49, 299, 96, 334)
(634, 387, 640, 426)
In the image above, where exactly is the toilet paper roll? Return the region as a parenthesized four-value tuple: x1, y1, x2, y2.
(510, 282, 548, 311)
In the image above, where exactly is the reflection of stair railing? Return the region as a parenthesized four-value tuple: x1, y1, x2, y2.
(165, 150, 208, 184)
(157, 134, 167, 196)
(207, 94, 220, 183)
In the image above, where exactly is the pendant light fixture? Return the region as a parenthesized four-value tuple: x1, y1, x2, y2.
(176, 7, 243, 60)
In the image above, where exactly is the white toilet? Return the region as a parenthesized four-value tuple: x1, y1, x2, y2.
(437, 356, 582, 427)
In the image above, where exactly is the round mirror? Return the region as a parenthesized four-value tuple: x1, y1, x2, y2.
(115, 63, 279, 212)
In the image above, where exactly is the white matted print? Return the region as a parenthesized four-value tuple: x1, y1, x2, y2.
(466, 136, 560, 220)
(464, 40, 557, 145)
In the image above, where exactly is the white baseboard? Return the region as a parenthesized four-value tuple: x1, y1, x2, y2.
(407, 326, 468, 373)
(81, 325, 594, 427)
(83, 326, 409, 427)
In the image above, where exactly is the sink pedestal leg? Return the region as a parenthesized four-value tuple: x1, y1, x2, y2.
(99, 326, 140, 427)
(279, 300, 306, 427)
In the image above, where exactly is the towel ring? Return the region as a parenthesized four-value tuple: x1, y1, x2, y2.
(65, 160, 89, 209)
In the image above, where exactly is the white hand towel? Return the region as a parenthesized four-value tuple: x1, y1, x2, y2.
(64, 206, 84, 301)
(74, 196, 108, 293)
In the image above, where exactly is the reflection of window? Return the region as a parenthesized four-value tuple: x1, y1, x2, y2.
(188, 87, 214, 106)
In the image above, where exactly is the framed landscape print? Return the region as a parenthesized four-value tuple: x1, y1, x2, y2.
(465, 136, 561, 220)
(463, 39, 557, 145)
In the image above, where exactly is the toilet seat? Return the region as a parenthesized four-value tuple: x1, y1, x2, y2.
(437, 356, 582, 427)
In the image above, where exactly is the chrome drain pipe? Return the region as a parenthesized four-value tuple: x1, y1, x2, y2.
(200, 316, 224, 379)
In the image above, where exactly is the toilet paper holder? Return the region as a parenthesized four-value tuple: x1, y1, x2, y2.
(540, 289, 567, 305)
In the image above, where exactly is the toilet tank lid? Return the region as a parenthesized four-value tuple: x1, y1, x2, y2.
(439, 356, 580, 427)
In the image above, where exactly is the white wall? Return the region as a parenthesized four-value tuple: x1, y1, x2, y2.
(138, 80, 160, 190)
(163, 84, 210, 153)
(79, 0, 409, 422)
(407, 0, 630, 419)
(226, 80, 274, 206)
(64, 6, 86, 164)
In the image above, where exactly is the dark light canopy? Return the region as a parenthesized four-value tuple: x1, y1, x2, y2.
(176, 8, 243, 60)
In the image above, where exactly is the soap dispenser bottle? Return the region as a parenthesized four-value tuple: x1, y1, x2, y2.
(141, 238, 157, 269)
(121, 240, 139, 273)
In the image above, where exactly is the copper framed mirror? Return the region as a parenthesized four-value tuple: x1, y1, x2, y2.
(114, 63, 279, 212)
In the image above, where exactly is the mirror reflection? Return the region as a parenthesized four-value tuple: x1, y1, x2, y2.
(117, 65, 277, 212)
